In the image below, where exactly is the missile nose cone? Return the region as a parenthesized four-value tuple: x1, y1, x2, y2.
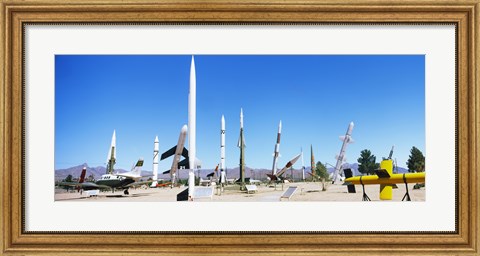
(293, 153, 302, 162)
(154, 136, 159, 143)
(221, 115, 225, 122)
(181, 124, 188, 133)
(240, 108, 244, 128)
(111, 130, 116, 145)
(350, 122, 354, 127)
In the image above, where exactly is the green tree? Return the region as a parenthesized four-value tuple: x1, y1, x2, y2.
(357, 149, 380, 175)
(63, 174, 73, 182)
(315, 161, 329, 180)
(407, 146, 425, 172)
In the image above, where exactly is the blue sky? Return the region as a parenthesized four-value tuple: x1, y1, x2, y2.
(55, 55, 425, 172)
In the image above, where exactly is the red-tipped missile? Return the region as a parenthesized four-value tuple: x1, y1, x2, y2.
(267, 153, 301, 181)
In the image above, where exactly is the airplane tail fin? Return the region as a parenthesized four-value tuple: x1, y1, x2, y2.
(79, 167, 87, 183)
(131, 158, 144, 175)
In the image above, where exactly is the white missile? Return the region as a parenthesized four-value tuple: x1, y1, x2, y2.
(171, 125, 188, 187)
(220, 115, 226, 184)
(271, 120, 282, 175)
(301, 147, 305, 181)
(106, 130, 116, 174)
(188, 56, 196, 199)
(331, 122, 355, 184)
(240, 108, 244, 128)
(151, 135, 159, 187)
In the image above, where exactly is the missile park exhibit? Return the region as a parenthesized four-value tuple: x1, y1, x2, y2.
(54, 55, 426, 202)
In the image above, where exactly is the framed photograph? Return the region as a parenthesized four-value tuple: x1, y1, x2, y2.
(1, 0, 478, 255)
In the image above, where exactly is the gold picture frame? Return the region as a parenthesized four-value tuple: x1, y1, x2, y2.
(1, 0, 478, 255)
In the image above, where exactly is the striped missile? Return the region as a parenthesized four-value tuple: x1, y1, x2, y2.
(151, 135, 159, 187)
(220, 115, 226, 184)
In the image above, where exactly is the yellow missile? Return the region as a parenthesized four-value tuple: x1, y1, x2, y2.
(344, 172, 425, 185)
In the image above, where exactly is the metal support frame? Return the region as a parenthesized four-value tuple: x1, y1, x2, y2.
(401, 173, 412, 201)
(360, 176, 371, 201)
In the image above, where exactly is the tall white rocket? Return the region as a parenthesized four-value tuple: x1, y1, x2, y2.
(271, 121, 282, 175)
(220, 115, 226, 184)
(188, 56, 196, 199)
(151, 135, 159, 187)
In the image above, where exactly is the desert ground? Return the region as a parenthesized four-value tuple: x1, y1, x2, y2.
(54, 181, 425, 202)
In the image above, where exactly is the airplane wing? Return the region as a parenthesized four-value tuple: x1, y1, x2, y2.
(57, 182, 111, 190)
(57, 181, 81, 187)
(95, 184, 113, 190)
(117, 173, 142, 179)
(124, 180, 152, 188)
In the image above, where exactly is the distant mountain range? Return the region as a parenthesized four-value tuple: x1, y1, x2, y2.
(55, 163, 409, 182)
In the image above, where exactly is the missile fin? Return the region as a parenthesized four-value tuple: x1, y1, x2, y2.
(375, 169, 391, 178)
(182, 147, 189, 158)
(161, 146, 177, 160)
(178, 158, 190, 169)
